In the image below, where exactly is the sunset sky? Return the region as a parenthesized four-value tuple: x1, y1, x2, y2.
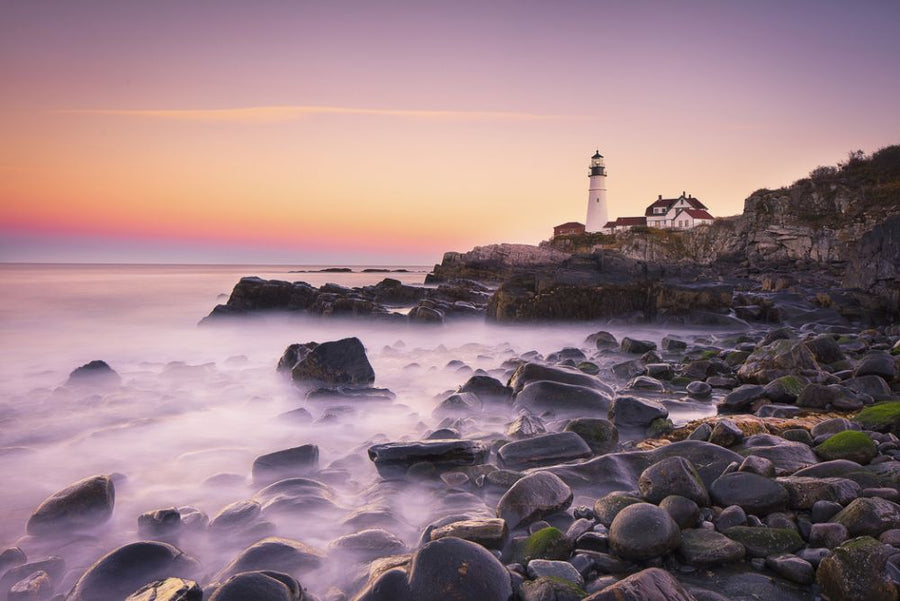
(2, 1, 899, 264)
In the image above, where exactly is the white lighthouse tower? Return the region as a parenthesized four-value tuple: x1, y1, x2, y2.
(585, 150, 608, 232)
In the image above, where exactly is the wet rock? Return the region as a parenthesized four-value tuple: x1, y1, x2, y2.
(509, 363, 612, 395)
(797, 383, 864, 410)
(428, 518, 508, 549)
(659, 495, 700, 529)
(855, 352, 898, 382)
(498, 432, 592, 470)
(564, 418, 618, 454)
(67, 360, 121, 386)
(593, 492, 642, 527)
(519, 576, 585, 601)
(26, 475, 115, 536)
(432, 392, 482, 418)
(611, 396, 668, 428)
(290, 337, 375, 387)
(608, 503, 681, 561)
(506, 411, 546, 439)
(209, 571, 301, 601)
(661, 336, 687, 352)
(216, 537, 324, 581)
(715, 505, 747, 531)
(709, 419, 743, 447)
(496, 472, 573, 529)
(7, 570, 52, 601)
(688, 423, 712, 441)
(811, 417, 856, 438)
(723, 526, 803, 558)
(718, 385, 766, 413)
(830, 497, 900, 537)
(138, 507, 182, 538)
(514, 381, 613, 416)
(677, 528, 745, 567)
(628, 375, 665, 391)
(737, 455, 775, 477)
(587, 331, 619, 348)
(407, 537, 512, 601)
(585, 567, 695, 601)
(737, 339, 820, 384)
(620, 338, 657, 354)
(764, 555, 814, 585)
(368, 440, 489, 478)
(855, 402, 900, 436)
(763, 375, 807, 403)
(847, 375, 894, 401)
(741, 435, 819, 475)
(817, 536, 898, 601)
(277, 342, 318, 373)
(0, 557, 64, 598)
(353, 567, 410, 601)
(638, 456, 709, 506)
(329, 529, 406, 562)
(209, 500, 262, 532)
(809, 522, 849, 548)
(709, 472, 788, 516)
(519, 527, 572, 562)
(459, 375, 512, 403)
(776, 476, 861, 509)
(126, 578, 203, 601)
(812, 499, 844, 523)
(815, 430, 878, 464)
(0, 547, 26, 575)
(253, 478, 337, 514)
(686, 381, 712, 399)
(68, 541, 198, 601)
(526, 559, 583, 586)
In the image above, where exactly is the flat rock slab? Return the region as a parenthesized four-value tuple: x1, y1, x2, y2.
(368, 440, 490, 478)
(498, 432, 592, 470)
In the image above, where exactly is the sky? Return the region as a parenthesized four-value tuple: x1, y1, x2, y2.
(2, 0, 899, 264)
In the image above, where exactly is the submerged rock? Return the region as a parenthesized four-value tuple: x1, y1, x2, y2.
(27, 475, 115, 536)
(67, 360, 121, 386)
(252, 445, 320, 484)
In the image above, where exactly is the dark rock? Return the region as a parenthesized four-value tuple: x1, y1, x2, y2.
(0, 547, 26, 575)
(755, 404, 802, 418)
(736, 339, 820, 385)
(305, 387, 395, 402)
(723, 526, 803, 558)
(277, 342, 318, 373)
(628, 375, 665, 391)
(253, 478, 337, 514)
(209, 500, 261, 532)
(353, 568, 410, 601)
(290, 338, 375, 387)
(459, 375, 512, 403)
(661, 336, 688, 352)
(519, 576, 585, 601)
(855, 352, 898, 382)
(215, 537, 324, 581)
(830, 497, 900, 537)
(688, 423, 712, 441)
(209, 572, 301, 601)
(804, 334, 846, 366)
(496, 471, 573, 529)
(621, 338, 657, 354)
(686, 381, 712, 399)
(587, 331, 618, 348)
(593, 492, 643, 527)
(737, 455, 775, 477)
(638, 456, 709, 506)
(797, 383, 866, 410)
(847, 375, 893, 401)
(812, 499, 844, 523)
(660, 495, 700, 529)
(811, 417, 856, 438)
(433, 392, 482, 418)
(498, 432, 592, 470)
(709, 472, 788, 516)
(328, 529, 406, 562)
(367, 440, 489, 478)
(809, 522, 849, 549)
(709, 419, 744, 448)
(677, 528, 745, 567)
(428, 518, 508, 549)
(781, 429, 813, 445)
(126, 578, 203, 601)
(718, 385, 765, 413)
(252, 445, 319, 485)
(506, 411, 547, 439)
(608, 503, 681, 561)
(815, 430, 878, 465)
(67, 360, 121, 386)
(714, 505, 747, 531)
(584, 567, 695, 601)
(515, 381, 613, 416)
(407, 537, 512, 601)
(518, 527, 572, 562)
(8, 570, 53, 601)
(509, 363, 612, 395)
(0, 557, 65, 598)
(26, 475, 115, 536)
(526, 559, 583, 586)
(612, 396, 668, 428)
(565, 418, 619, 454)
(776, 476, 861, 509)
(137, 507, 182, 538)
(68, 541, 198, 601)
(817, 536, 898, 601)
(763, 375, 808, 403)
(741, 435, 819, 475)
(764, 555, 814, 585)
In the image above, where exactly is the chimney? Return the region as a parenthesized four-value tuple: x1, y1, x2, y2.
(658, 194, 662, 200)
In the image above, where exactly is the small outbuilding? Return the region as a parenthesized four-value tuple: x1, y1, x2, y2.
(553, 221, 586, 237)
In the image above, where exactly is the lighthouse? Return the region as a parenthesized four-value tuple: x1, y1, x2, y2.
(585, 150, 608, 232)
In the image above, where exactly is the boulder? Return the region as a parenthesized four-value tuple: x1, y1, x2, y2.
(593, 492, 643, 527)
(564, 418, 619, 454)
(584, 567, 696, 601)
(514, 380, 613, 416)
(677, 528, 745, 567)
(68, 542, 198, 601)
(854, 352, 897, 382)
(498, 432, 592, 470)
(815, 431, 878, 465)
(406, 537, 512, 601)
(26, 475, 115, 536)
(215, 537, 324, 581)
(830, 497, 900, 537)
(817, 536, 899, 601)
(526, 559, 583, 586)
(621, 338, 657, 354)
(776, 476, 861, 509)
(764, 555, 815, 585)
(252, 445, 319, 484)
(459, 375, 512, 403)
(209, 500, 261, 532)
(659, 495, 700, 529)
(428, 518, 508, 549)
(67, 360, 121, 386)
(736, 339, 820, 384)
(612, 396, 668, 428)
(763, 375, 807, 403)
(277, 342, 318, 373)
(608, 503, 681, 561)
(509, 363, 612, 395)
(208, 571, 301, 601)
(328, 529, 406, 562)
(718, 385, 766, 413)
(519, 576, 585, 601)
(709, 472, 788, 516)
(723, 526, 803, 558)
(433, 392, 483, 418)
(496, 472, 573, 529)
(290, 338, 375, 387)
(709, 419, 743, 447)
(367, 440, 489, 478)
(518, 527, 572, 562)
(854, 402, 900, 436)
(638, 457, 709, 506)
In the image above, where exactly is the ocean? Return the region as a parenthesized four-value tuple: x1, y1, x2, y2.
(0, 263, 719, 593)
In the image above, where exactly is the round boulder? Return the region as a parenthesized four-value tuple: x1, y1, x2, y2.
(638, 456, 709, 506)
(709, 472, 789, 516)
(407, 537, 512, 601)
(27, 475, 115, 536)
(609, 503, 681, 561)
(496, 471, 573, 529)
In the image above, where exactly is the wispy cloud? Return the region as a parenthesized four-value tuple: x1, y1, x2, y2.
(57, 105, 580, 123)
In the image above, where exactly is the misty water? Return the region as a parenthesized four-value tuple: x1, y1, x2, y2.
(0, 264, 726, 594)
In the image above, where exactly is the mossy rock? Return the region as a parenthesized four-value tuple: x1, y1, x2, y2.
(769, 375, 807, 399)
(576, 361, 600, 375)
(854, 402, 900, 436)
(565, 418, 618, 454)
(815, 430, 878, 465)
(519, 576, 586, 601)
(723, 526, 804, 558)
(671, 376, 692, 386)
(817, 536, 898, 601)
(517, 527, 572, 563)
(647, 417, 674, 438)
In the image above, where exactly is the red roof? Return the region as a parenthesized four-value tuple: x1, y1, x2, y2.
(554, 221, 584, 229)
(602, 221, 617, 228)
(645, 198, 676, 216)
(686, 198, 707, 210)
(615, 216, 648, 226)
(685, 209, 714, 220)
